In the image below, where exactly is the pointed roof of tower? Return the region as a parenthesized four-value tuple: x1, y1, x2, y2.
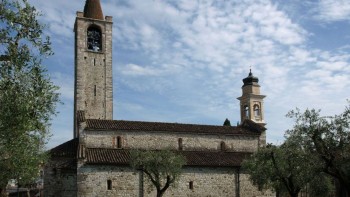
(242, 69, 259, 87)
(83, 0, 104, 20)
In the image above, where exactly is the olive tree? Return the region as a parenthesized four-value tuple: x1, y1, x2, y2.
(130, 149, 186, 197)
(0, 0, 59, 194)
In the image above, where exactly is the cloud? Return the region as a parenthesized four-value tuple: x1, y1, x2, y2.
(314, 0, 350, 22)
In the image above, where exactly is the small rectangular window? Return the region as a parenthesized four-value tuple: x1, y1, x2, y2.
(189, 181, 193, 190)
(178, 138, 183, 150)
(107, 180, 112, 190)
(117, 136, 122, 148)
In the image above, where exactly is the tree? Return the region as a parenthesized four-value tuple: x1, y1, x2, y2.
(242, 137, 332, 197)
(223, 118, 231, 126)
(0, 0, 59, 195)
(130, 149, 186, 197)
(286, 105, 350, 196)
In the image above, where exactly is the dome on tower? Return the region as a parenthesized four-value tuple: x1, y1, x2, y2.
(242, 69, 259, 87)
(83, 0, 104, 20)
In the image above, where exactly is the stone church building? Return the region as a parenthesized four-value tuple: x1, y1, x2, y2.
(44, 0, 273, 196)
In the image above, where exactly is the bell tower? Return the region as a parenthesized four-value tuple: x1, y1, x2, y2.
(237, 69, 266, 125)
(73, 0, 113, 137)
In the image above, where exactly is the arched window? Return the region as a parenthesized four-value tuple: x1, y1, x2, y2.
(87, 26, 102, 52)
(254, 104, 260, 117)
(244, 105, 249, 118)
(220, 141, 226, 151)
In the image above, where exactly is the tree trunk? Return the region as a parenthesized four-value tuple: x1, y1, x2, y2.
(156, 189, 164, 197)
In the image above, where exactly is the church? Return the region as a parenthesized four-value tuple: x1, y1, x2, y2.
(44, 0, 273, 196)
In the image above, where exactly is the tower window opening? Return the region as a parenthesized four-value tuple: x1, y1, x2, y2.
(94, 58, 96, 66)
(107, 180, 112, 190)
(178, 138, 183, 150)
(244, 105, 249, 118)
(87, 26, 102, 52)
(254, 104, 260, 117)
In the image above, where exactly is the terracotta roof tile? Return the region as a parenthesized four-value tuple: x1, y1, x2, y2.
(86, 148, 251, 167)
(83, 0, 104, 20)
(49, 138, 78, 157)
(85, 119, 263, 136)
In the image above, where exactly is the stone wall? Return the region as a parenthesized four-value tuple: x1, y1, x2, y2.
(77, 165, 140, 197)
(43, 159, 77, 197)
(240, 173, 274, 197)
(83, 130, 259, 152)
(76, 165, 274, 197)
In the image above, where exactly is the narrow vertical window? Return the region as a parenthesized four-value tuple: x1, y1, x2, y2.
(94, 85, 96, 96)
(107, 180, 112, 190)
(220, 141, 226, 151)
(189, 181, 194, 190)
(178, 138, 183, 150)
(254, 104, 260, 117)
(117, 136, 122, 148)
(93, 58, 96, 66)
(244, 105, 249, 118)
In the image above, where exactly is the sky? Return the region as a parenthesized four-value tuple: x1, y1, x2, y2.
(27, 0, 350, 149)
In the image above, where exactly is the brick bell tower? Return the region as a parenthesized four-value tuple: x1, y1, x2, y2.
(73, 0, 113, 137)
(237, 69, 266, 126)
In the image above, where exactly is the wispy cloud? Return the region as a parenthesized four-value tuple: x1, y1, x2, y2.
(314, 0, 350, 22)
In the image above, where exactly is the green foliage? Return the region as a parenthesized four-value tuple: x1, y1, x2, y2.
(223, 118, 231, 126)
(286, 104, 350, 195)
(130, 149, 186, 197)
(308, 173, 334, 197)
(242, 138, 326, 197)
(0, 0, 59, 193)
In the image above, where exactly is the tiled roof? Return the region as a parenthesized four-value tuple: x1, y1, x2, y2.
(83, 0, 104, 20)
(85, 119, 264, 136)
(49, 138, 78, 157)
(86, 148, 251, 167)
(48, 138, 79, 170)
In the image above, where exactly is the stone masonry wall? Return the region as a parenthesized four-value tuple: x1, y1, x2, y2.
(144, 167, 236, 197)
(77, 165, 140, 197)
(76, 165, 274, 197)
(84, 130, 259, 152)
(240, 173, 275, 197)
(44, 159, 77, 197)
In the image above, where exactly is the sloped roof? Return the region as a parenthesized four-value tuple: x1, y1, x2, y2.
(48, 138, 78, 170)
(83, 0, 104, 20)
(84, 119, 264, 136)
(49, 138, 78, 157)
(86, 148, 251, 167)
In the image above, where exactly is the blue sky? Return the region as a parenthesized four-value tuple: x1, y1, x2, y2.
(28, 0, 350, 149)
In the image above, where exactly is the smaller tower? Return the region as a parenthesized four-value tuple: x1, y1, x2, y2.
(237, 69, 266, 125)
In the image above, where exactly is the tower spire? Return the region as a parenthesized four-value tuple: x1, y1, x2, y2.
(83, 0, 104, 20)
